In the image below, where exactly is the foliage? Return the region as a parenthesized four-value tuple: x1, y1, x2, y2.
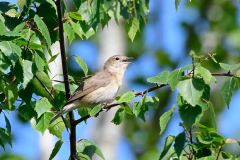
(0, 0, 240, 159)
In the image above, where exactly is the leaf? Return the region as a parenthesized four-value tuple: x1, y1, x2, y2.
(0, 31, 21, 41)
(64, 23, 75, 43)
(111, 108, 125, 125)
(71, 21, 83, 39)
(168, 68, 183, 90)
(48, 53, 59, 64)
(195, 66, 215, 84)
(0, 41, 21, 65)
(208, 102, 217, 129)
(22, 60, 33, 88)
(147, 71, 170, 84)
(221, 77, 237, 107)
(116, 91, 135, 103)
(49, 140, 63, 160)
(89, 104, 102, 117)
(159, 135, 175, 160)
(35, 98, 52, 118)
(77, 139, 105, 160)
(0, 128, 12, 149)
(179, 104, 202, 129)
(35, 71, 52, 88)
(175, 0, 181, 10)
(33, 112, 53, 134)
(18, 104, 37, 121)
(34, 15, 52, 49)
(133, 96, 148, 121)
(69, 12, 82, 20)
(174, 132, 186, 157)
(74, 56, 88, 76)
(34, 51, 45, 71)
(4, 114, 11, 133)
(177, 78, 205, 106)
(128, 18, 140, 42)
(159, 106, 176, 135)
(219, 63, 240, 71)
(5, 85, 18, 110)
(48, 118, 65, 139)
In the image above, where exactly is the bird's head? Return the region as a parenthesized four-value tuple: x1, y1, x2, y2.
(104, 55, 133, 73)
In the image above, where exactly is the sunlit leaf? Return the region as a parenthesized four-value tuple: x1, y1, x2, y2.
(22, 60, 33, 88)
(159, 106, 176, 135)
(74, 56, 88, 76)
(35, 97, 52, 118)
(116, 91, 135, 103)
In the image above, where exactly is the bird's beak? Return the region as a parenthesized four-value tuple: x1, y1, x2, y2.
(123, 57, 134, 63)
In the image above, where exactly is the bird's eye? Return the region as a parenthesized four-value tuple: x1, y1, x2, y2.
(115, 57, 119, 60)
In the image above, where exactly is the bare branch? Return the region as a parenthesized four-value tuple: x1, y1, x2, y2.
(56, 0, 76, 158)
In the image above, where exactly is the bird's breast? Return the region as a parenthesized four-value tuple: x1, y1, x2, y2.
(81, 80, 119, 103)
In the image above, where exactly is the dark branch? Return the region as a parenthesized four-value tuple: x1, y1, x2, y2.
(211, 72, 235, 77)
(74, 84, 167, 125)
(56, 0, 76, 159)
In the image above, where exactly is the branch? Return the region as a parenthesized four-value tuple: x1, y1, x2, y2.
(211, 72, 235, 77)
(56, 0, 76, 159)
(74, 84, 167, 125)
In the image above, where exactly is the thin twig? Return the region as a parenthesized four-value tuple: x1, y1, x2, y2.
(56, 0, 76, 159)
(211, 72, 235, 77)
(74, 84, 167, 125)
(216, 146, 222, 160)
(35, 75, 69, 133)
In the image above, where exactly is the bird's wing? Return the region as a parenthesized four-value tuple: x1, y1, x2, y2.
(66, 71, 112, 104)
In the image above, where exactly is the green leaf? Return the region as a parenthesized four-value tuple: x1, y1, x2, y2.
(0, 128, 12, 149)
(48, 118, 65, 139)
(71, 21, 83, 39)
(221, 77, 237, 107)
(0, 31, 21, 41)
(0, 52, 9, 72)
(48, 53, 59, 64)
(22, 60, 33, 88)
(195, 66, 215, 84)
(175, 0, 181, 10)
(179, 104, 202, 129)
(177, 78, 205, 106)
(219, 63, 240, 71)
(89, 104, 102, 117)
(35, 98, 52, 118)
(18, 104, 37, 121)
(116, 91, 135, 103)
(64, 23, 75, 43)
(34, 51, 45, 71)
(77, 139, 105, 160)
(34, 15, 52, 49)
(74, 56, 88, 76)
(49, 140, 63, 160)
(133, 96, 148, 121)
(159, 106, 176, 135)
(128, 18, 140, 42)
(35, 71, 52, 88)
(4, 114, 11, 133)
(168, 68, 183, 90)
(159, 135, 175, 160)
(69, 12, 82, 20)
(111, 108, 125, 125)
(174, 132, 186, 157)
(147, 71, 170, 84)
(5, 85, 18, 110)
(208, 102, 217, 129)
(33, 112, 53, 134)
(0, 41, 21, 65)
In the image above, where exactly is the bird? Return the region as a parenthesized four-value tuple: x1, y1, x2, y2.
(50, 55, 132, 123)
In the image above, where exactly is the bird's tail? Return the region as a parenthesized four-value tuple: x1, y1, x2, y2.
(50, 101, 79, 124)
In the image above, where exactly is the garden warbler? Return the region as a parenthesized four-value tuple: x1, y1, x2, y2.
(50, 55, 132, 123)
